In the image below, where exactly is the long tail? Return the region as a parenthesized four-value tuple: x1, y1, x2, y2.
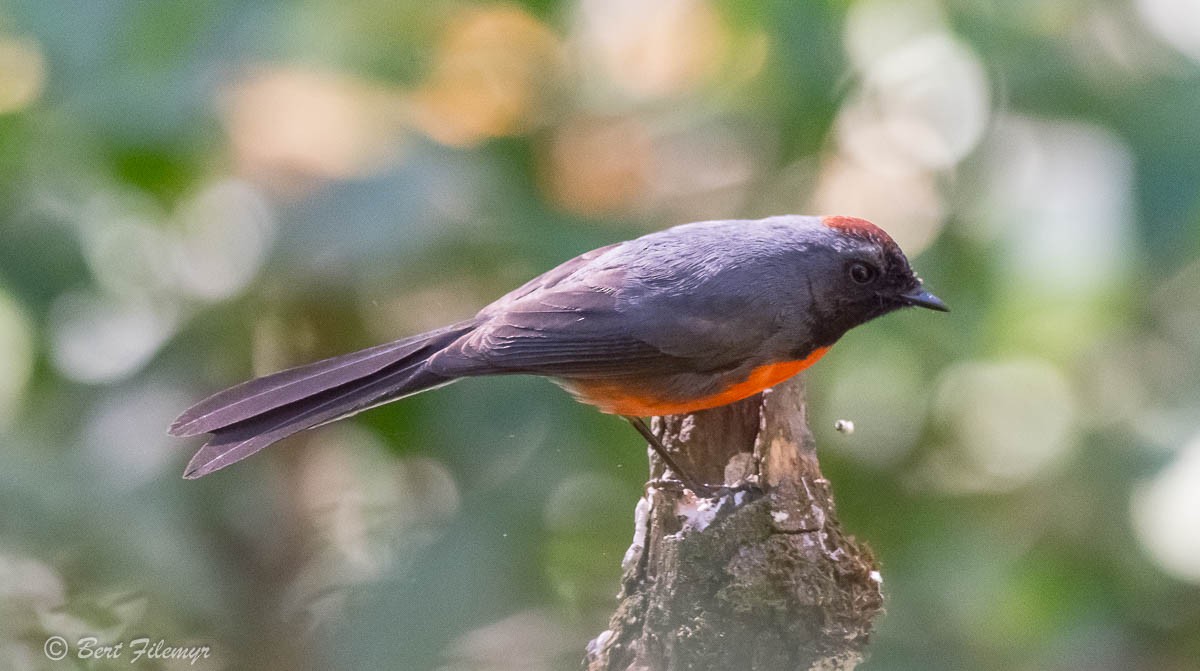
(170, 320, 478, 479)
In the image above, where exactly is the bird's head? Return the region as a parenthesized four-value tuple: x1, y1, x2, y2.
(798, 215, 948, 346)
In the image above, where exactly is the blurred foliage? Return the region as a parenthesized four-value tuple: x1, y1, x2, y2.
(2, 0, 1200, 669)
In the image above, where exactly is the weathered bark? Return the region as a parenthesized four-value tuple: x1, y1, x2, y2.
(584, 376, 884, 671)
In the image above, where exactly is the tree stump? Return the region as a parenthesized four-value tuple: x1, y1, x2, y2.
(584, 376, 884, 670)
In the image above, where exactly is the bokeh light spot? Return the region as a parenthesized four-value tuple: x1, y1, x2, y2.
(1136, 0, 1200, 62)
(83, 384, 192, 489)
(1132, 432, 1200, 583)
(0, 291, 34, 427)
(970, 116, 1135, 297)
(933, 358, 1078, 488)
(0, 36, 45, 114)
(222, 67, 405, 184)
(49, 291, 178, 384)
(170, 179, 275, 302)
(574, 0, 730, 99)
(539, 116, 652, 216)
(409, 5, 563, 147)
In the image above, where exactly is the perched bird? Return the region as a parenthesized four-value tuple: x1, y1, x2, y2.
(170, 215, 947, 488)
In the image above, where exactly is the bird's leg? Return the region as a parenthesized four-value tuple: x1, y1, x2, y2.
(623, 416, 712, 496)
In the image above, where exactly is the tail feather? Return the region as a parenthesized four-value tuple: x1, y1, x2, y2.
(183, 363, 449, 479)
(169, 320, 475, 437)
(172, 320, 477, 478)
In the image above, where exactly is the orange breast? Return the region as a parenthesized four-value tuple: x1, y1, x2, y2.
(570, 346, 830, 416)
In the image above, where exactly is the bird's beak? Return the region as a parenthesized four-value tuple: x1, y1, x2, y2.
(900, 287, 950, 312)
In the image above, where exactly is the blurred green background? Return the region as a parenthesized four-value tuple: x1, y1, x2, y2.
(2, 0, 1199, 669)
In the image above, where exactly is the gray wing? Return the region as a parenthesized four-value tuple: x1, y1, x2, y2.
(433, 238, 793, 379)
(438, 263, 686, 378)
(478, 242, 623, 315)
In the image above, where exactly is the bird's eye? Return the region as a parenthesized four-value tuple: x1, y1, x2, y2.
(847, 261, 878, 285)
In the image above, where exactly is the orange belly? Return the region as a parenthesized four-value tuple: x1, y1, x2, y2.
(570, 346, 830, 416)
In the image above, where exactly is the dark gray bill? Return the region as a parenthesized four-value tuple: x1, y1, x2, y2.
(900, 287, 950, 312)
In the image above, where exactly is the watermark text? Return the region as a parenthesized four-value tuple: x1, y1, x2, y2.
(43, 635, 212, 665)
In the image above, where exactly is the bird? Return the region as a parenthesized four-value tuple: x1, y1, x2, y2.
(169, 215, 947, 489)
